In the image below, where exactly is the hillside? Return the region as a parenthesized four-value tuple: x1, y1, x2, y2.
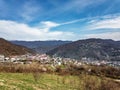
(46, 38, 120, 61)
(0, 38, 34, 56)
(11, 40, 72, 53)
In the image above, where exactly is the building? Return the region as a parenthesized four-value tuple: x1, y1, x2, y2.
(0, 55, 5, 62)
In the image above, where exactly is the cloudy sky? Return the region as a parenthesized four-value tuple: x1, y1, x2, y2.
(0, 0, 120, 41)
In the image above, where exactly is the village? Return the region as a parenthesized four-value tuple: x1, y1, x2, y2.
(0, 54, 119, 68)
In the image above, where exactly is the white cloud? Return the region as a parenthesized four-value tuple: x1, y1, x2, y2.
(41, 21, 60, 28)
(87, 16, 120, 30)
(82, 15, 120, 40)
(0, 14, 120, 41)
(35, 21, 60, 32)
(60, 18, 86, 25)
(55, 14, 120, 27)
(85, 32, 120, 41)
(0, 20, 75, 41)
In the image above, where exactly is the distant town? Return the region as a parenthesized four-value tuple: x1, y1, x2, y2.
(0, 54, 119, 68)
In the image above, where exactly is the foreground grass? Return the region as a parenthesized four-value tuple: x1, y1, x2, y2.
(0, 73, 119, 90)
(0, 73, 79, 90)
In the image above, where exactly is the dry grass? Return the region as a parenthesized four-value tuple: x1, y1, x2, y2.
(0, 62, 52, 73)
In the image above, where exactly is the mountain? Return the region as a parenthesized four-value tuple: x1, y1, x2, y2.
(0, 38, 34, 56)
(46, 38, 120, 61)
(11, 41, 72, 53)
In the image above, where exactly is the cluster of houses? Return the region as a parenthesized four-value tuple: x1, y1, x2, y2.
(0, 54, 48, 63)
(0, 54, 75, 66)
(0, 54, 119, 67)
(81, 57, 120, 67)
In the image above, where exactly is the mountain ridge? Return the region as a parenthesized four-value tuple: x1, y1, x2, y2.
(11, 40, 72, 53)
(46, 38, 120, 61)
(0, 38, 34, 56)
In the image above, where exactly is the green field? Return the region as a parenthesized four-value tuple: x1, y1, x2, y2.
(0, 73, 79, 90)
(0, 73, 119, 90)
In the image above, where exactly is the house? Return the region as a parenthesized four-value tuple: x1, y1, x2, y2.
(39, 54, 48, 60)
(10, 58, 14, 62)
(0, 55, 5, 62)
(4, 57, 9, 62)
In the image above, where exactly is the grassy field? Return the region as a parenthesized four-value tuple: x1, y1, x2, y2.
(0, 63, 119, 90)
(0, 73, 79, 90)
(0, 73, 119, 90)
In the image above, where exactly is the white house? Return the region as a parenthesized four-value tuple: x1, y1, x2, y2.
(0, 55, 5, 62)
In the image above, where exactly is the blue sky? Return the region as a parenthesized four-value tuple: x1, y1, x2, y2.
(0, 0, 120, 41)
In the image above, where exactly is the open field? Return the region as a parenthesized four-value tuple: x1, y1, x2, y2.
(0, 63, 119, 90)
(0, 73, 120, 90)
(0, 73, 80, 90)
